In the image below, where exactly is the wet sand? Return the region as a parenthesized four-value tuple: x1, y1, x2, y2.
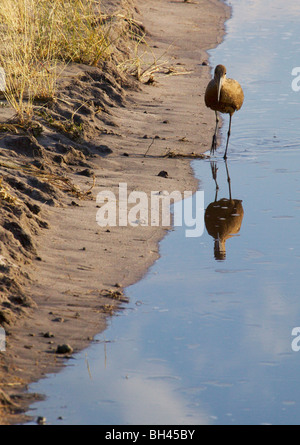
(0, 0, 230, 424)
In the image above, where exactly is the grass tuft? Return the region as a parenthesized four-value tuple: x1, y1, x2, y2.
(0, 0, 116, 124)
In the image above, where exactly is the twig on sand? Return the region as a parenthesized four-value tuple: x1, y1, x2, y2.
(163, 66, 193, 77)
(144, 137, 155, 157)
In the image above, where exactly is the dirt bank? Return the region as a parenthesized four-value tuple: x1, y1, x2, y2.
(0, 0, 230, 424)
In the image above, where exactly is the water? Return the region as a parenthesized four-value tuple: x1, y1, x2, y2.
(25, 0, 300, 425)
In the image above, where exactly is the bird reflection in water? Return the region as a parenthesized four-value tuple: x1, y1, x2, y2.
(205, 161, 244, 261)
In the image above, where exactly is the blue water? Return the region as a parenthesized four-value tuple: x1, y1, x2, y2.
(25, 0, 300, 425)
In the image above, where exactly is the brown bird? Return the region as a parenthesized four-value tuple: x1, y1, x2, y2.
(205, 64, 244, 159)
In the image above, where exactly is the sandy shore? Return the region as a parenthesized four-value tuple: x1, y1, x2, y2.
(0, 0, 230, 424)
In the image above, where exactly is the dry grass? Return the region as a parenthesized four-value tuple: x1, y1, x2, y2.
(0, 177, 19, 204)
(117, 31, 170, 83)
(0, 0, 118, 124)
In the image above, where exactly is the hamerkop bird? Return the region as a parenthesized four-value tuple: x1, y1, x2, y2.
(205, 161, 244, 260)
(205, 65, 244, 159)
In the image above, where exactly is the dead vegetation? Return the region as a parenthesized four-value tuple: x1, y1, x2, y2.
(0, 0, 113, 122)
(163, 149, 209, 159)
(99, 288, 129, 303)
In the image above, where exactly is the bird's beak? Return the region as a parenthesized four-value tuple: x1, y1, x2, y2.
(217, 76, 224, 102)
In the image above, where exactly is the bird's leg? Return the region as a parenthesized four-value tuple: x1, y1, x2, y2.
(223, 114, 232, 160)
(211, 111, 219, 155)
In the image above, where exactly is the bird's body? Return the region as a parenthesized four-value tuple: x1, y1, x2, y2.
(205, 65, 244, 159)
(205, 77, 244, 115)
